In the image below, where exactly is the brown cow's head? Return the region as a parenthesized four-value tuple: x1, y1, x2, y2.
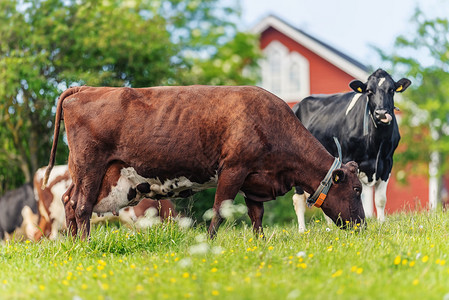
(320, 161, 365, 229)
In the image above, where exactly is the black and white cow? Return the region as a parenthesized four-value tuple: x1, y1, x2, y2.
(0, 183, 39, 241)
(292, 69, 411, 231)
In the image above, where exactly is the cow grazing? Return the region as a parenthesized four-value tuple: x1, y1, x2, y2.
(44, 85, 365, 239)
(292, 69, 411, 232)
(0, 183, 39, 241)
(34, 164, 178, 240)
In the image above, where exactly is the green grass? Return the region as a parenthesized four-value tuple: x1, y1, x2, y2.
(1, 211, 449, 300)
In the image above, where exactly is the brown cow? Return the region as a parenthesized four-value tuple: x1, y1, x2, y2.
(44, 85, 365, 239)
(34, 164, 177, 240)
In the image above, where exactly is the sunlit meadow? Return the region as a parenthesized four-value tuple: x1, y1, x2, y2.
(1, 209, 449, 300)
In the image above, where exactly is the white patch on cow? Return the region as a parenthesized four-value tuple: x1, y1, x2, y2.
(345, 93, 362, 115)
(378, 77, 386, 87)
(119, 208, 138, 224)
(93, 171, 136, 214)
(374, 178, 389, 222)
(38, 165, 69, 188)
(6, 206, 39, 241)
(49, 178, 71, 239)
(358, 172, 376, 187)
(292, 192, 307, 233)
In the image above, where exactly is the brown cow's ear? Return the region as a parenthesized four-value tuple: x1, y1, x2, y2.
(395, 78, 411, 92)
(332, 169, 345, 184)
(349, 80, 366, 93)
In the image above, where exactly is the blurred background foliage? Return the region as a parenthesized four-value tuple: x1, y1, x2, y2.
(377, 9, 449, 199)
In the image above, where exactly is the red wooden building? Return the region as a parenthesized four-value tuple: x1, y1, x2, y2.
(252, 15, 429, 214)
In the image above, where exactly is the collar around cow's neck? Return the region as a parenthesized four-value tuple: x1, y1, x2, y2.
(306, 137, 342, 208)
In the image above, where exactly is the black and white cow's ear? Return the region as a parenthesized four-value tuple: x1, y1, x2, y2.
(395, 78, 411, 93)
(349, 80, 367, 93)
(332, 169, 346, 184)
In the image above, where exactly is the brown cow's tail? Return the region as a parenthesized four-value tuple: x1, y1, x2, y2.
(43, 86, 83, 188)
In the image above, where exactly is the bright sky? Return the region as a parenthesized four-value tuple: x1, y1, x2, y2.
(241, 0, 448, 68)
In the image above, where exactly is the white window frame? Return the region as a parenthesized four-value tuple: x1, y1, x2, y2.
(260, 41, 310, 102)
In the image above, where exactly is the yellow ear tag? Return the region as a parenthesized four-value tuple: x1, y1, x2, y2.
(334, 174, 339, 182)
(396, 85, 403, 92)
(357, 87, 362, 92)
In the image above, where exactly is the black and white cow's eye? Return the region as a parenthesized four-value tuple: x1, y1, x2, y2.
(354, 187, 361, 195)
(366, 89, 373, 96)
(389, 88, 395, 94)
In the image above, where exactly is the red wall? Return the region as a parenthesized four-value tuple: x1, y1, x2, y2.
(261, 27, 355, 96)
(260, 26, 430, 214)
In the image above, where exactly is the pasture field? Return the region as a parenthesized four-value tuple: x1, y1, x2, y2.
(1, 210, 449, 300)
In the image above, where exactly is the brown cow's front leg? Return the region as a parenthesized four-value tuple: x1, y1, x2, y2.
(245, 197, 264, 238)
(208, 168, 246, 239)
(75, 200, 93, 240)
(62, 183, 77, 237)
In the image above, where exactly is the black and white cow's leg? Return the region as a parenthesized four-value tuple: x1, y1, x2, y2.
(245, 197, 264, 237)
(374, 179, 389, 222)
(361, 182, 375, 218)
(208, 168, 246, 239)
(292, 186, 307, 232)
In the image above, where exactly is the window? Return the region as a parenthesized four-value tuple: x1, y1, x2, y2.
(260, 41, 310, 102)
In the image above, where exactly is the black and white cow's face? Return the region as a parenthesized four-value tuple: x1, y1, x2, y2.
(349, 69, 411, 126)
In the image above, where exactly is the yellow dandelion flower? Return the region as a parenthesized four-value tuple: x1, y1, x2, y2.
(170, 278, 176, 283)
(422, 255, 429, 263)
(409, 261, 415, 267)
(244, 277, 251, 283)
(62, 280, 69, 286)
(81, 284, 88, 290)
(248, 238, 253, 242)
(211, 290, 219, 296)
(130, 264, 136, 269)
(182, 273, 189, 278)
(211, 268, 218, 273)
(39, 285, 45, 291)
(412, 279, 419, 285)
(331, 270, 343, 278)
(315, 220, 320, 223)
(136, 284, 144, 292)
(394, 256, 401, 265)
(356, 252, 360, 256)
(356, 268, 363, 274)
(440, 260, 446, 266)
(402, 259, 408, 266)
(308, 254, 314, 258)
(268, 246, 274, 251)
(2, 280, 7, 285)
(101, 283, 109, 290)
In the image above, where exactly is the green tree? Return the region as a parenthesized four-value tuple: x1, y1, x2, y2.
(378, 9, 449, 202)
(0, 0, 261, 193)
